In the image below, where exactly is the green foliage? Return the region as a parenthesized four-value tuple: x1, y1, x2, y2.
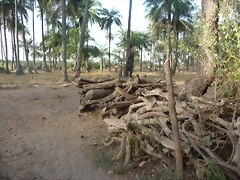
(204, 161, 227, 180)
(215, 0, 240, 97)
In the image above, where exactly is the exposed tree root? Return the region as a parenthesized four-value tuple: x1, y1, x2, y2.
(77, 75, 240, 179)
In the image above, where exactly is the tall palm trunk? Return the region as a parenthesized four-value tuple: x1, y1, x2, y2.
(140, 47, 143, 72)
(12, 10, 17, 68)
(181, 0, 220, 97)
(86, 23, 89, 71)
(124, 0, 133, 77)
(15, 0, 22, 75)
(108, 26, 111, 71)
(32, 0, 37, 73)
(61, 0, 68, 81)
(0, 22, 5, 68)
(172, 26, 179, 74)
(20, 0, 32, 74)
(11, 31, 15, 70)
(75, 0, 90, 77)
(2, 0, 9, 73)
(40, 10, 49, 71)
(165, 1, 183, 179)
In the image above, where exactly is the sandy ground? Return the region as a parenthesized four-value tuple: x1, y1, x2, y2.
(0, 84, 115, 180)
(0, 70, 196, 180)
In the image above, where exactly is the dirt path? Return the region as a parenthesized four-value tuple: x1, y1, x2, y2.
(0, 85, 114, 180)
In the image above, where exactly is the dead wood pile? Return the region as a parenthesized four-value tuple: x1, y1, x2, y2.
(77, 75, 240, 179)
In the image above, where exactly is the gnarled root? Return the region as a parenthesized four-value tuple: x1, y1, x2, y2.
(112, 133, 126, 161)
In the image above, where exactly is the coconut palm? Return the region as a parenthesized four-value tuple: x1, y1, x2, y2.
(37, 0, 50, 71)
(31, 0, 38, 73)
(133, 31, 150, 72)
(75, 0, 91, 77)
(124, 0, 133, 77)
(144, 0, 183, 178)
(15, 0, 23, 75)
(1, 0, 9, 73)
(20, 0, 32, 73)
(145, 0, 193, 74)
(99, 7, 122, 71)
(61, 0, 68, 81)
(171, 0, 193, 74)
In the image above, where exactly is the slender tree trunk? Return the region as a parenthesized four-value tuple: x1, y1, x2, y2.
(86, 23, 89, 72)
(32, 1, 37, 73)
(58, 54, 61, 70)
(11, 30, 15, 70)
(181, 0, 220, 98)
(108, 26, 111, 71)
(61, 0, 68, 81)
(53, 52, 57, 70)
(0, 22, 5, 68)
(124, 0, 133, 77)
(48, 48, 52, 69)
(172, 29, 179, 74)
(166, 2, 183, 179)
(20, 0, 32, 74)
(100, 58, 103, 71)
(75, 0, 90, 77)
(12, 10, 17, 69)
(15, 0, 22, 75)
(140, 48, 143, 72)
(40, 10, 49, 71)
(2, 0, 9, 73)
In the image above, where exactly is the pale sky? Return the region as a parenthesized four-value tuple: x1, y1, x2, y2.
(0, 0, 201, 61)
(89, 0, 148, 48)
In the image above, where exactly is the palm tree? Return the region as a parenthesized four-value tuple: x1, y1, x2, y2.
(2, 0, 9, 73)
(37, 0, 50, 71)
(61, 0, 68, 81)
(99, 7, 122, 71)
(144, 0, 183, 178)
(145, 0, 193, 74)
(15, 0, 23, 75)
(116, 28, 127, 63)
(75, 0, 90, 77)
(20, 0, 32, 73)
(31, 0, 37, 73)
(124, 0, 133, 77)
(132, 31, 150, 72)
(145, 0, 173, 71)
(0, 21, 4, 67)
(171, 0, 193, 74)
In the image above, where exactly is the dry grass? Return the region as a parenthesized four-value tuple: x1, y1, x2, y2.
(0, 69, 196, 87)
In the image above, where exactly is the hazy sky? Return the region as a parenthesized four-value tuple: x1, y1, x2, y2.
(1, 0, 201, 60)
(89, 0, 200, 48)
(89, 0, 147, 48)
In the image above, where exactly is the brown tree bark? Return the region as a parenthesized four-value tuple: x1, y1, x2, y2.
(61, 0, 68, 81)
(124, 0, 133, 77)
(166, 1, 183, 179)
(180, 0, 219, 98)
(32, 0, 38, 73)
(20, 0, 32, 74)
(15, 0, 23, 75)
(75, 0, 90, 77)
(108, 26, 111, 72)
(2, 0, 9, 73)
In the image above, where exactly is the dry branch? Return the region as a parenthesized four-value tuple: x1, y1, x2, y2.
(76, 75, 240, 179)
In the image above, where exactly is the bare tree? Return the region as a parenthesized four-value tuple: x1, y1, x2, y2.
(165, 0, 183, 179)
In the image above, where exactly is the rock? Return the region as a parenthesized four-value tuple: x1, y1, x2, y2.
(107, 170, 113, 174)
